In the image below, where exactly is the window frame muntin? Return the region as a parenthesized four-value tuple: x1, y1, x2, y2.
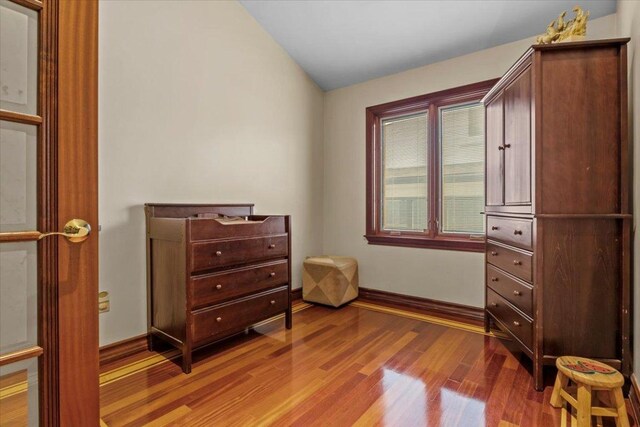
(365, 79, 498, 252)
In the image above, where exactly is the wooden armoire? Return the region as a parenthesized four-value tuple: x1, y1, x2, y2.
(482, 38, 631, 391)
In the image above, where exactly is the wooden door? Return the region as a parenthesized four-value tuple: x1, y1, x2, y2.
(504, 67, 532, 205)
(485, 94, 504, 206)
(0, 0, 99, 425)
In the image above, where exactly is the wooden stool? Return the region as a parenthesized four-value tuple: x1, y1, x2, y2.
(550, 356, 629, 427)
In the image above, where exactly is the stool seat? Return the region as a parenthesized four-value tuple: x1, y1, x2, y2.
(551, 356, 629, 427)
(556, 356, 624, 388)
(303, 256, 358, 307)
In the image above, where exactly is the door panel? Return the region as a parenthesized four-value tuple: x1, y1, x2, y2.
(0, 358, 39, 426)
(504, 67, 532, 205)
(485, 94, 504, 206)
(0, 0, 99, 425)
(0, 242, 37, 354)
(0, 120, 38, 232)
(0, 0, 38, 115)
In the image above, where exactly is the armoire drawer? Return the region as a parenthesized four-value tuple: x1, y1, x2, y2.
(487, 288, 533, 351)
(486, 264, 533, 316)
(487, 216, 533, 250)
(189, 260, 289, 309)
(191, 235, 288, 272)
(486, 242, 532, 283)
(191, 287, 288, 344)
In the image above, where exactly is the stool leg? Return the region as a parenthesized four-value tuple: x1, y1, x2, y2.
(551, 372, 569, 408)
(576, 384, 592, 427)
(561, 406, 568, 427)
(611, 388, 630, 427)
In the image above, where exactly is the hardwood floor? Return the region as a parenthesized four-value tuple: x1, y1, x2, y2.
(0, 301, 634, 426)
(95, 302, 634, 427)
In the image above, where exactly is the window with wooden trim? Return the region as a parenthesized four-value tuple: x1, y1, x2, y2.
(365, 79, 497, 252)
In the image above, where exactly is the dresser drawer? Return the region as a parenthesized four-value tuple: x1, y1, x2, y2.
(486, 264, 533, 316)
(486, 242, 532, 283)
(190, 216, 286, 241)
(189, 260, 288, 309)
(487, 216, 533, 250)
(192, 287, 288, 344)
(191, 234, 288, 272)
(487, 288, 533, 351)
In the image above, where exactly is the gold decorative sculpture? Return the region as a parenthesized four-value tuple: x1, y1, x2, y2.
(536, 6, 590, 44)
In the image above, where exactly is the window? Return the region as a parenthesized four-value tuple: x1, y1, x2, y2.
(365, 79, 497, 252)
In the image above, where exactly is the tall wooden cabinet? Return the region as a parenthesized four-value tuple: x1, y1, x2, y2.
(482, 39, 631, 391)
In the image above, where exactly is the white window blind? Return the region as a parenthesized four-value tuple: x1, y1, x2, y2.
(439, 103, 485, 234)
(381, 113, 427, 231)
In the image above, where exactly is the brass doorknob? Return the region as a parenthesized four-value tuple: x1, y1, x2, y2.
(37, 219, 91, 243)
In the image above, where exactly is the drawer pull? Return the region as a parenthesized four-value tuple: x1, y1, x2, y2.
(498, 146, 505, 151)
(490, 302, 498, 307)
(268, 244, 276, 249)
(513, 321, 521, 327)
(216, 284, 222, 290)
(504, 143, 511, 149)
(490, 277, 498, 282)
(269, 272, 276, 277)
(215, 250, 222, 256)
(491, 226, 499, 230)
(513, 290, 522, 296)
(513, 260, 522, 266)
(216, 317, 222, 322)
(490, 251, 498, 256)
(513, 230, 523, 235)
(270, 300, 276, 305)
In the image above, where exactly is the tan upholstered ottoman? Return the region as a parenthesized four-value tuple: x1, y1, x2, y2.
(302, 256, 358, 307)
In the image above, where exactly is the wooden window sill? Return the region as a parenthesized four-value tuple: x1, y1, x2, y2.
(364, 234, 486, 252)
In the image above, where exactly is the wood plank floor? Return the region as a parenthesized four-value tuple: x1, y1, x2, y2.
(100, 302, 632, 426)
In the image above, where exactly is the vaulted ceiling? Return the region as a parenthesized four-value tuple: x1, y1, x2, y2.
(240, 1, 617, 91)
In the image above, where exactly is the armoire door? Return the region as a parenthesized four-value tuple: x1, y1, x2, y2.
(485, 94, 504, 206)
(503, 67, 532, 206)
(0, 0, 99, 425)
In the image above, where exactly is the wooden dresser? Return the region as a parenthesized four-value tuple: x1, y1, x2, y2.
(145, 203, 292, 373)
(482, 39, 631, 391)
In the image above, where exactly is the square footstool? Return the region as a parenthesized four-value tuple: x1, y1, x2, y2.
(302, 256, 358, 307)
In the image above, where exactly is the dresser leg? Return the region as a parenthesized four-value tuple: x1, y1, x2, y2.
(285, 308, 292, 329)
(147, 333, 155, 352)
(484, 312, 491, 333)
(182, 349, 192, 374)
(534, 362, 544, 391)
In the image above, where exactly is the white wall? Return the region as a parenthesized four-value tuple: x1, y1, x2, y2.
(322, 15, 617, 308)
(98, 1, 324, 345)
(616, 0, 640, 375)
